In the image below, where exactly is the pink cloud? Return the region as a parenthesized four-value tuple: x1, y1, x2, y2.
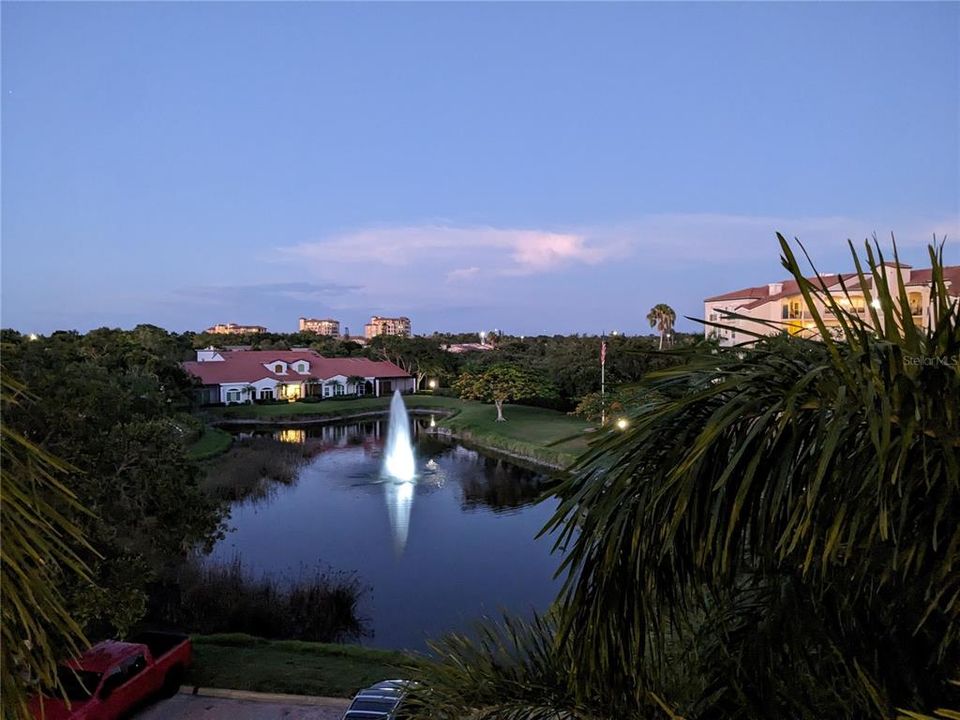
(279, 224, 619, 275)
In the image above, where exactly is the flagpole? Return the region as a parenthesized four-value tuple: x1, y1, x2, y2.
(600, 331, 606, 427)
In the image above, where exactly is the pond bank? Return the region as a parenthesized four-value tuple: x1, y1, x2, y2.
(209, 396, 594, 472)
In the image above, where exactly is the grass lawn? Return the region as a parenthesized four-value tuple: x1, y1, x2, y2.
(439, 403, 592, 468)
(187, 634, 420, 697)
(211, 394, 595, 469)
(186, 427, 233, 460)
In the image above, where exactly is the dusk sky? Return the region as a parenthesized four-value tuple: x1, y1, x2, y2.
(3, 2, 958, 336)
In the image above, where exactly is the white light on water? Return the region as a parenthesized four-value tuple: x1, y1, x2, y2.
(385, 480, 414, 554)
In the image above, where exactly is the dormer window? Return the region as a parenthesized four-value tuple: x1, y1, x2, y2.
(274, 364, 284, 374)
(296, 362, 308, 373)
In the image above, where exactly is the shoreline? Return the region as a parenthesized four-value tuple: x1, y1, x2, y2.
(424, 425, 569, 472)
(213, 407, 456, 426)
(214, 408, 572, 473)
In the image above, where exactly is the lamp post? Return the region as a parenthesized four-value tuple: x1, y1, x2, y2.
(600, 331, 607, 426)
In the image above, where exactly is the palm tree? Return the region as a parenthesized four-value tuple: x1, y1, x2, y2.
(407, 236, 960, 719)
(646, 304, 676, 349)
(1, 372, 96, 719)
(347, 375, 366, 396)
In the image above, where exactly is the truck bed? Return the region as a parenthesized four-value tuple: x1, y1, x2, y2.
(128, 631, 190, 660)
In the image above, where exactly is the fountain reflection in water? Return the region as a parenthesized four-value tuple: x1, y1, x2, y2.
(383, 390, 417, 553)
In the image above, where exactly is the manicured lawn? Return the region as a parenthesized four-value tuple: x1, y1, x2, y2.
(186, 427, 233, 460)
(441, 402, 588, 446)
(187, 634, 420, 697)
(438, 403, 593, 468)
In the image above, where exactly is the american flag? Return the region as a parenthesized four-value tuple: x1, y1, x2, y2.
(600, 337, 607, 366)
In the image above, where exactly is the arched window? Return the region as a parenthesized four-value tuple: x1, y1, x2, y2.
(274, 364, 284, 373)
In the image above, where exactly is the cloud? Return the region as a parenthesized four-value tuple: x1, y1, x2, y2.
(446, 266, 482, 283)
(278, 224, 622, 277)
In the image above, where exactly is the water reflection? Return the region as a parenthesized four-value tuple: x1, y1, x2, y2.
(460, 460, 550, 512)
(277, 428, 306, 444)
(384, 480, 414, 555)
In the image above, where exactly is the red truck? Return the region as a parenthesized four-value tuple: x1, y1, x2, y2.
(30, 632, 191, 720)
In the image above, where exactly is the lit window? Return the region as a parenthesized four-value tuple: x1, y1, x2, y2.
(908, 292, 922, 316)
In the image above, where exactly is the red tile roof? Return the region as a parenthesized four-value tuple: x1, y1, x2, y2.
(703, 285, 772, 303)
(183, 350, 410, 386)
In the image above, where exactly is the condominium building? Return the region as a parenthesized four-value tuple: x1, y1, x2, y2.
(704, 262, 960, 346)
(299, 317, 341, 336)
(206, 323, 267, 335)
(364, 315, 411, 339)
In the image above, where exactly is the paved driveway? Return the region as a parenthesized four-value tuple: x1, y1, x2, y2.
(137, 691, 350, 720)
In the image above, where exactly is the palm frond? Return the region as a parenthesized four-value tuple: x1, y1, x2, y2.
(1, 370, 97, 720)
(546, 236, 959, 716)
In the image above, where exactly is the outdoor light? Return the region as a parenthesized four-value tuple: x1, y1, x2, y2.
(28, 333, 38, 341)
(871, 299, 882, 310)
(428, 379, 437, 389)
(616, 418, 629, 431)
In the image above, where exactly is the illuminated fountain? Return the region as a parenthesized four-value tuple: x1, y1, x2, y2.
(383, 390, 416, 553)
(384, 390, 415, 482)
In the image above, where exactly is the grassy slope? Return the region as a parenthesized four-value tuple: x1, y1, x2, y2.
(186, 427, 233, 460)
(438, 403, 592, 467)
(188, 634, 419, 697)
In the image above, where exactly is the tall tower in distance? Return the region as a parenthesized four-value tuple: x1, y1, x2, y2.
(299, 317, 341, 336)
(364, 316, 411, 339)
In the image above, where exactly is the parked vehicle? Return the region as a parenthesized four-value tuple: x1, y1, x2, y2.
(341, 680, 412, 719)
(29, 632, 191, 720)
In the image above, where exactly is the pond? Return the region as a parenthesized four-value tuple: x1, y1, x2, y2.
(207, 417, 566, 651)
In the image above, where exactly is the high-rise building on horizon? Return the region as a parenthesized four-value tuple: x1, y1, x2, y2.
(299, 317, 340, 336)
(364, 315, 411, 339)
(206, 322, 267, 335)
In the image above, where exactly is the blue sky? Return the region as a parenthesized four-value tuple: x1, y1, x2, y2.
(3, 2, 958, 336)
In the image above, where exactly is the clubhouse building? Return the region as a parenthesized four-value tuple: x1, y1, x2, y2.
(184, 348, 414, 405)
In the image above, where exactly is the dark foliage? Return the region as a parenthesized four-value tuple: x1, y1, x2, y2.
(147, 558, 368, 643)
